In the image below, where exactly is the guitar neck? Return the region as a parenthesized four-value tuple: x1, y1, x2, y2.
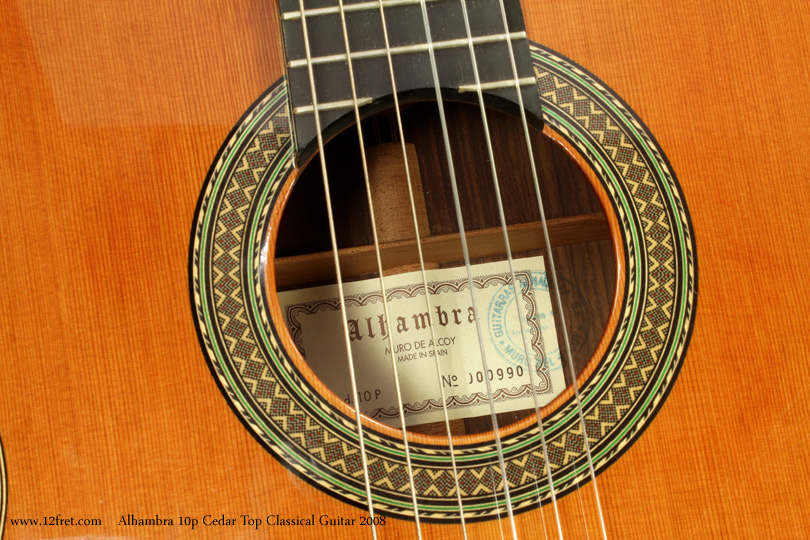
(279, 0, 543, 161)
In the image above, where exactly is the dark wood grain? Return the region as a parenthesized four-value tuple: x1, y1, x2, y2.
(275, 101, 616, 435)
(274, 213, 611, 288)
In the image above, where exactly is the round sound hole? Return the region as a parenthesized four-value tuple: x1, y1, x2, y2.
(191, 43, 697, 520)
(273, 101, 618, 438)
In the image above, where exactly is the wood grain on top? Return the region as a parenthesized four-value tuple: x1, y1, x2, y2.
(0, 0, 808, 538)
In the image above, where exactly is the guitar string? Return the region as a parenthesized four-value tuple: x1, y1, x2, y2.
(577, 489, 592, 540)
(476, 0, 583, 537)
(294, 0, 605, 535)
(487, 0, 610, 536)
(410, 0, 521, 537)
(295, 1, 379, 537)
(539, 496, 549, 540)
(355, 0, 511, 531)
(371, 0, 472, 535)
(452, 0, 564, 538)
(333, 0, 426, 535)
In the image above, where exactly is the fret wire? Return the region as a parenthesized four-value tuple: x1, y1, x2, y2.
(333, 0, 425, 535)
(489, 0, 610, 535)
(295, 0, 379, 536)
(457, 76, 535, 92)
(282, 0, 442, 21)
(293, 97, 372, 115)
(287, 31, 527, 69)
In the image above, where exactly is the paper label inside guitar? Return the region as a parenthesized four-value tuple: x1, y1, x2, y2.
(279, 257, 563, 427)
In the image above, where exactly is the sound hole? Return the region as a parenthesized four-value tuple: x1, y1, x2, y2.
(273, 102, 616, 437)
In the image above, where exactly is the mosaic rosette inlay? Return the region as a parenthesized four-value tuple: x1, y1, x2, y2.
(190, 43, 697, 521)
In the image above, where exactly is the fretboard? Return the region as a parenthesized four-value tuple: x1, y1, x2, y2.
(279, 0, 543, 162)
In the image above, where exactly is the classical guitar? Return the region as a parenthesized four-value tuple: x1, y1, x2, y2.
(1, 0, 809, 539)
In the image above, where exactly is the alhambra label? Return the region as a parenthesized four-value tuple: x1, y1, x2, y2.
(278, 257, 563, 427)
